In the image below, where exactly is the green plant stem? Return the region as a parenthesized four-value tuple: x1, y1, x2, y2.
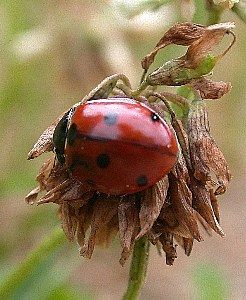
(206, 1, 223, 25)
(232, 2, 246, 24)
(122, 236, 150, 300)
(0, 227, 66, 298)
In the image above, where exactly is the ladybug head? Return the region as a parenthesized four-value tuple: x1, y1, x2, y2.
(53, 108, 73, 164)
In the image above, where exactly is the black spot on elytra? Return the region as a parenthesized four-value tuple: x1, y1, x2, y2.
(104, 113, 118, 126)
(151, 112, 159, 122)
(136, 175, 148, 187)
(96, 153, 110, 168)
(67, 123, 78, 145)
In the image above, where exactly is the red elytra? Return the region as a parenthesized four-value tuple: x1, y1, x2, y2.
(64, 98, 178, 195)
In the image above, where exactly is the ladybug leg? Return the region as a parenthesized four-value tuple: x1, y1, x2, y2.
(146, 91, 191, 168)
(82, 74, 132, 103)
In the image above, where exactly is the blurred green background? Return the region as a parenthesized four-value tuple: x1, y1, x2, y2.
(0, 1, 245, 299)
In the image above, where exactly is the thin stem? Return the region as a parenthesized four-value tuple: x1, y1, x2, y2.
(0, 227, 66, 298)
(206, 0, 223, 25)
(132, 81, 149, 98)
(122, 236, 150, 300)
(232, 2, 246, 24)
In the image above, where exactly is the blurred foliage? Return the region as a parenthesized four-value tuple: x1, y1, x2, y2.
(0, 0, 245, 299)
(193, 263, 230, 300)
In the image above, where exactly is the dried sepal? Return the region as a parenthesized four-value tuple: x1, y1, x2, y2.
(209, 189, 220, 222)
(137, 177, 169, 239)
(190, 77, 232, 99)
(187, 99, 231, 193)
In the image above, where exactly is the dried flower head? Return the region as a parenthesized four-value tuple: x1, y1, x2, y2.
(26, 22, 234, 266)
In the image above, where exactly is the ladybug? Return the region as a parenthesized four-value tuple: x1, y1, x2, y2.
(53, 98, 178, 195)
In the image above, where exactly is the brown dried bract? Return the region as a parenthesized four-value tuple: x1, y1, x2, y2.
(185, 22, 235, 67)
(190, 77, 232, 99)
(141, 23, 205, 70)
(187, 99, 231, 194)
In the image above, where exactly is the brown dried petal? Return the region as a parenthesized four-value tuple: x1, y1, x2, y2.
(76, 205, 93, 248)
(141, 23, 205, 70)
(156, 205, 195, 239)
(38, 179, 93, 205)
(159, 233, 177, 265)
(186, 22, 235, 67)
(169, 173, 202, 241)
(95, 215, 119, 246)
(25, 157, 69, 204)
(172, 151, 190, 186)
(190, 77, 232, 99)
(195, 211, 213, 236)
(27, 113, 66, 160)
(137, 177, 169, 239)
(190, 178, 225, 237)
(187, 100, 231, 193)
(174, 235, 194, 256)
(37, 157, 68, 192)
(60, 202, 77, 241)
(81, 196, 119, 259)
(118, 195, 140, 265)
(210, 189, 220, 222)
(25, 187, 41, 205)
